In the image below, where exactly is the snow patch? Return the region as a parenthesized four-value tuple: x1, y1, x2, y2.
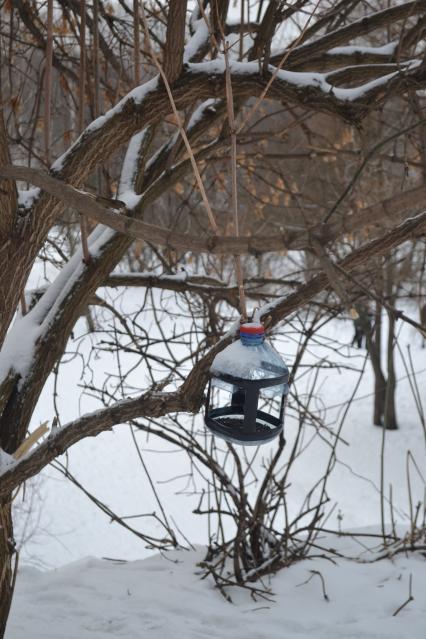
(18, 187, 41, 210)
(187, 98, 218, 129)
(0, 314, 42, 389)
(118, 190, 142, 210)
(0, 448, 16, 472)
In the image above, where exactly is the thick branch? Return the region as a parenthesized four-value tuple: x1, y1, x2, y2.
(265, 208, 426, 326)
(3, 166, 425, 256)
(0, 389, 186, 500)
(1, 207, 426, 496)
(163, 0, 188, 84)
(278, 0, 426, 69)
(47, 58, 426, 193)
(180, 207, 426, 402)
(0, 110, 16, 235)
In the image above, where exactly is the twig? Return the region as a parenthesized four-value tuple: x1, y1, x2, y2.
(296, 569, 330, 601)
(392, 573, 413, 616)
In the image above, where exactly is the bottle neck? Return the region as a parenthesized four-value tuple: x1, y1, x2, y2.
(240, 334, 264, 346)
(240, 322, 265, 346)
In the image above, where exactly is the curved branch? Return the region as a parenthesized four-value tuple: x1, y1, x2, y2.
(0, 389, 186, 500)
(180, 206, 426, 401)
(265, 208, 426, 326)
(163, 0, 188, 83)
(2, 206, 426, 497)
(48, 58, 426, 192)
(3, 166, 426, 256)
(277, 0, 426, 69)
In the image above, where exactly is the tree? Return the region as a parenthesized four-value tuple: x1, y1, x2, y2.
(1, 0, 426, 633)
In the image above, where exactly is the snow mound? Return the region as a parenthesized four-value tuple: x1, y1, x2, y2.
(7, 539, 426, 639)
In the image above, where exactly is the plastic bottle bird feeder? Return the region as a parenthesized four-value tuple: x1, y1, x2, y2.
(205, 322, 290, 445)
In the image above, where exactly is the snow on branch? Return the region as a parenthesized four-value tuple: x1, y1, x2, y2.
(327, 42, 398, 57)
(184, 18, 210, 63)
(277, 0, 426, 69)
(51, 76, 160, 175)
(0, 388, 186, 499)
(185, 58, 422, 105)
(13, 0, 424, 220)
(17, 46, 422, 218)
(118, 129, 151, 198)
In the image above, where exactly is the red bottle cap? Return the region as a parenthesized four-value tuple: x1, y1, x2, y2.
(240, 322, 264, 335)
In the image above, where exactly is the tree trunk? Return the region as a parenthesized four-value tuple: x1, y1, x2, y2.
(359, 304, 386, 426)
(382, 259, 398, 429)
(373, 299, 385, 426)
(0, 501, 15, 638)
(383, 309, 398, 430)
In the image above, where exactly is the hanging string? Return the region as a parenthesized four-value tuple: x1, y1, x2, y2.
(93, 0, 102, 195)
(195, 1, 248, 321)
(44, 0, 53, 165)
(207, 2, 319, 325)
(224, 40, 247, 322)
(237, 0, 321, 135)
(133, 0, 141, 86)
(78, 0, 91, 264)
(78, 0, 86, 133)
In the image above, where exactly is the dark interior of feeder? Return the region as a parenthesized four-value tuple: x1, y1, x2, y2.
(205, 378, 285, 445)
(210, 384, 280, 419)
(213, 416, 274, 434)
(213, 388, 273, 432)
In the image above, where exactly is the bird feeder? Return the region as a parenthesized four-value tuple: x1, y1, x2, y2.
(205, 322, 289, 445)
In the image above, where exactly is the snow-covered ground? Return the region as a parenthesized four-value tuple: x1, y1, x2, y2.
(15, 300, 426, 569)
(7, 536, 426, 638)
(6, 268, 426, 638)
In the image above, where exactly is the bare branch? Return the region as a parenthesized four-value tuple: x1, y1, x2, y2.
(0, 116, 16, 235)
(277, 0, 426, 69)
(0, 389, 186, 500)
(2, 165, 425, 256)
(1, 208, 426, 496)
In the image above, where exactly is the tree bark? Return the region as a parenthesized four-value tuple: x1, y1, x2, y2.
(373, 299, 385, 426)
(383, 308, 398, 430)
(383, 261, 398, 430)
(163, 0, 187, 84)
(0, 501, 15, 639)
(358, 302, 387, 426)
